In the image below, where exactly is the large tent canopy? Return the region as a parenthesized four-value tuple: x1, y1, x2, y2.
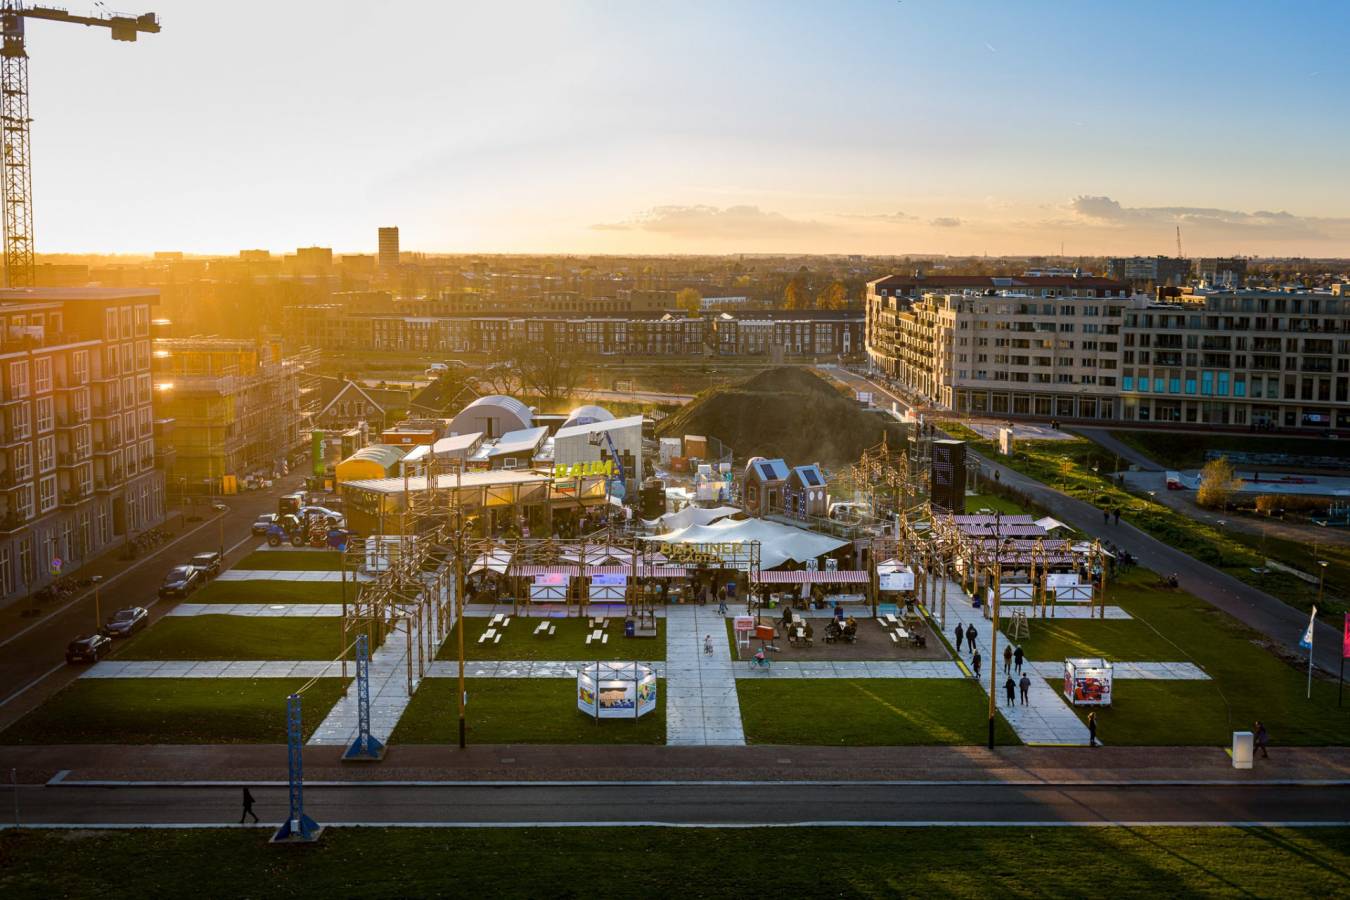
(643, 505, 742, 532)
(643, 517, 848, 570)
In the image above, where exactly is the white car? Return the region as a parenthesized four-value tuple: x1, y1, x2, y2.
(298, 505, 345, 527)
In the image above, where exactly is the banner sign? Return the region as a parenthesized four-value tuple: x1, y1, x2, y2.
(1343, 612, 1349, 659)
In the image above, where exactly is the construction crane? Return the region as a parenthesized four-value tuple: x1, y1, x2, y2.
(0, 3, 160, 287)
(588, 429, 627, 503)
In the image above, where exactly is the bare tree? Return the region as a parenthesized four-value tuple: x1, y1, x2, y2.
(511, 340, 587, 405)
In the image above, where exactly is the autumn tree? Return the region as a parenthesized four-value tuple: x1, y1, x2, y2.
(784, 271, 812, 310)
(817, 281, 848, 310)
(676, 288, 703, 316)
(1197, 456, 1243, 510)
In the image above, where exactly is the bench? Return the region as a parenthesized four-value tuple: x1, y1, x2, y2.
(477, 633, 489, 644)
(501, 617, 511, 628)
(585, 634, 593, 646)
(547, 625, 556, 636)
(601, 633, 609, 644)
(889, 632, 899, 645)
(493, 634, 501, 644)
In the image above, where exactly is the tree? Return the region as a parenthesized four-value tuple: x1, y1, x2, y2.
(784, 273, 811, 310)
(817, 281, 848, 310)
(1196, 456, 1243, 509)
(511, 340, 586, 406)
(676, 288, 702, 316)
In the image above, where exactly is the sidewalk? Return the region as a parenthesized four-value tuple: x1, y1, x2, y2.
(665, 604, 745, 746)
(9, 743, 1348, 785)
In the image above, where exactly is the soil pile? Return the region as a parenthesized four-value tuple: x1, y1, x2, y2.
(656, 367, 906, 466)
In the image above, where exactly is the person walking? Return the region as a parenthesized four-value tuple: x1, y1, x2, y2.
(1087, 712, 1099, 747)
(1019, 673, 1031, 705)
(239, 787, 258, 825)
(703, 634, 713, 655)
(954, 623, 964, 653)
(972, 651, 982, 679)
(1003, 644, 1013, 673)
(1254, 721, 1269, 759)
(965, 623, 977, 653)
(1113, 507, 1121, 526)
(716, 586, 728, 617)
(1004, 675, 1016, 706)
(1102, 508, 1109, 526)
(1013, 645, 1024, 674)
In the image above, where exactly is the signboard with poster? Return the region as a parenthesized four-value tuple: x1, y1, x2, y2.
(1063, 658, 1113, 706)
(878, 567, 915, 592)
(930, 439, 967, 513)
(733, 615, 756, 649)
(576, 662, 658, 720)
(590, 573, 627, 603)
(530, 572, 568, 602)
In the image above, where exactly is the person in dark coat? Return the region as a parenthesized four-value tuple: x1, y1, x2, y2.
(1013, 645, 1025, 674)
(1087, 712, 1099, 747)
(954, 623, 964, 653)
(240, 787, 258, 824)
(1103, 508, 1109, 525)
(972, 651, 982, 679)
(1003, 644, 1013, 672)
(1113, 508, 1121, 526)
(1019, 673, 1031, 704)
(1004, 675, 1016, 706)
(1254, 721, 1269, 759)
(965, 623, 977, 653)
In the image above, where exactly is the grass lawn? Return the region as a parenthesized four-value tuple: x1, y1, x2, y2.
(4, 827, 1350, 898)
(1068, 568, 1350, 746)
(435, 616, 666, 662)
(233, 550, 345, 571)
(1008, 617, 1185, 662)
(1109, 429, 1350, 471)
(391, 678, 666, 744)
(964, 492, 1032, 516)
(737, 678, 1019, 746)
(1046, 679, 1251, 747)
(0, 677, 346, 744)
(190, 580, 348, 604)
(116, 616, 350, 661)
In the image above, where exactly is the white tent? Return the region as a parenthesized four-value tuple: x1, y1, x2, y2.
(1034, 516, 1072, 533)
(643, 517, 848, 570)
(643, 504, 742, 532)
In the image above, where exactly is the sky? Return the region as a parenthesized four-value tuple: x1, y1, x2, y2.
(27, 0, 1350, 257)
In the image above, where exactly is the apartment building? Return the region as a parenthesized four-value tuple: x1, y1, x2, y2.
(0, 288, 165, 604)
(1105, 256, 1192, 288)
(151, 337, 304, 488)
(882, 291, 1131, 420)
(1120, 288, 1350, 429)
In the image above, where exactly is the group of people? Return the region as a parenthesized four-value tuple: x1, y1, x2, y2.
(954, 621, 1032, 703)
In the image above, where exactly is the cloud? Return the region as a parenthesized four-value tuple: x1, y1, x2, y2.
(1067, 195, 1346, 242)
(841, 211, 916, 223)
(593, 204, 830, 240)
(929, 216, 962, 227)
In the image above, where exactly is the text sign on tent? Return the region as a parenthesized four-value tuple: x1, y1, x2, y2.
(1045, 573, 1080, 588)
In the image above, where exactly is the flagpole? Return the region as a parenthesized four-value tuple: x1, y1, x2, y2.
(1302, 605, 1317, 701)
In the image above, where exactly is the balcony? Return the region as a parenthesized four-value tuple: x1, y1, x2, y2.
(60, 486, 91, 507)
(56, 415, 89, 431)
(0, 510, 30, 534)
(92, 441, 120, 456)
(154, 444, 177, 470)
(57, 450, 90, 468)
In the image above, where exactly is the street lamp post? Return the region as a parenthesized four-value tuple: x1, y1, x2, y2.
(987, 558, 1003, 750)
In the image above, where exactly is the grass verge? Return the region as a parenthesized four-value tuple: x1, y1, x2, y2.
(0, 677, 346, 744)
(4, 827, 1350, 897)
(435, 616, 666, 662)
(1109, 429, 1350, 471)
(117, 616, 349, 661)
(190, 580, 348, 604)
(391, 678, 666, 744)
(737, 678, 1019, 746)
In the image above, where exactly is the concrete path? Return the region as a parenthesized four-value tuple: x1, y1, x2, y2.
(307, 619, 418, 747)
(941, 580, 1093, 746)
(167, 603, 345, 617)
(998, 605, 1132, 620)
(736, 660, 962, 679)
(218, 569, 355, 582)
(425, 660, 666, 678)
(82, 659, 344, 679)
(664, 604, 744, 746)
(1027, 660, 1210, 680)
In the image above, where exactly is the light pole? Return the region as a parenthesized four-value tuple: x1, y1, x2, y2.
(987, 555, 1004, 750)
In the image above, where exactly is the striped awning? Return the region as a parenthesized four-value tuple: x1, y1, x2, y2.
(510, 564, 581, 576)
(759, 570, 869, 584)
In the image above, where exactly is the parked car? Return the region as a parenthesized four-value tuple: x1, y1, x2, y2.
(189, 551, 222, 578)
(298, 506, 345, 527)
(101, 606, 148, 638)
(66, 633, 112, 664)
(158, 565, 203, 599)
(252, 513, 278, 534)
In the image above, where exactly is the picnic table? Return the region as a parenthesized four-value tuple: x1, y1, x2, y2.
(490, 614, 505, 627)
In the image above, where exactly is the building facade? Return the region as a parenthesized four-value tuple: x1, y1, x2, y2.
(378, 227, 400, 270)
(0, 288, 166, 605)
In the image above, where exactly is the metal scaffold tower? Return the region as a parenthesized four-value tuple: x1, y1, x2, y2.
(0, 3, 160, 287)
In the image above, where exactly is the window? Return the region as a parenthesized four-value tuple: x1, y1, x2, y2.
(8, 361, 28, 399)
(72, 350, 88, 385)
(33, 357, 51, 392)
(136, 373, 151, 405)
(38, 475, 55, 513)
(35, 396, 52, 432)
(37, 435, 53, 472)
(104, 308, 118, 341)
(17, 484, 33, 520)
(119, 307, 133, 340)
(134, 305, 149, 336)
(0, 546, 10, 594)
(10, 402, 30, 440)
(13, 443, 30, 480)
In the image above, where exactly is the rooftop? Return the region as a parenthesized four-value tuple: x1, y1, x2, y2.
(0, 286, 160, 302)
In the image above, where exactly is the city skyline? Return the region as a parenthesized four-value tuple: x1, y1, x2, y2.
(27, 0, 1350, 257)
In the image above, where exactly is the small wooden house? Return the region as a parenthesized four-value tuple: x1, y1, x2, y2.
(785, 464, 829, 519)
(742, 457, 789, 517)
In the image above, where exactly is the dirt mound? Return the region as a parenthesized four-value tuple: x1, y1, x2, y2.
(657, 367, 906, 466)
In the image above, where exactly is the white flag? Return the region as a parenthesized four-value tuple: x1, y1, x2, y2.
(1299, 606, 1317, 650)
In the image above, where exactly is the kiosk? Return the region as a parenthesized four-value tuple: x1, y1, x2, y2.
(1062, 657, 1113, 706)
(577, 662, 658, 720)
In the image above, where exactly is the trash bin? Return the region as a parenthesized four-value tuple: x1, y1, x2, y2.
(1232, 730, 1254, 769)
(624, 619, 635, 638)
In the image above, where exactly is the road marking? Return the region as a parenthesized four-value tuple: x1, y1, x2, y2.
(0, 511, 231, 649)
(0, 662, 65, 708)
(15, 820, 1350, 830)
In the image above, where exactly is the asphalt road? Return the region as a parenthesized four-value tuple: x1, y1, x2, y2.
(0, 473, 308, 731)
(17, 782, 1350, 826)
(823, 369, 1346, 674)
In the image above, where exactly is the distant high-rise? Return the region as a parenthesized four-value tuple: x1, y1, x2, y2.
(378, 227, 400, 270)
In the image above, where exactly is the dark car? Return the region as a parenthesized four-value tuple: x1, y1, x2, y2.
(252, 513, 278, 535)
(101, 606, 149, 637)
(189, 551, 222, 578)
(158, 565, 203, 599)
(66, 633, 112, 664)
